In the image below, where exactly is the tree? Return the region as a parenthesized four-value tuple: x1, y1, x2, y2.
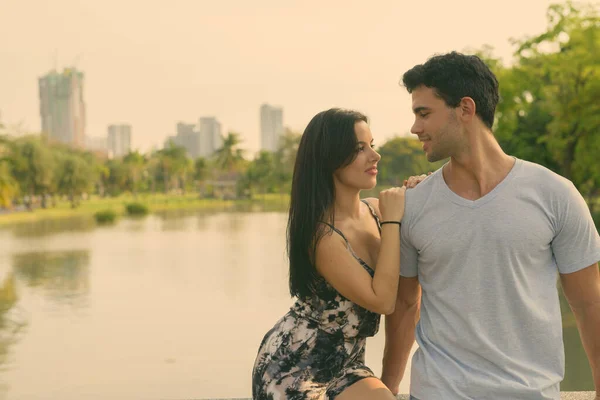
(122, 151, 147, 196)
(0, 162, 18, 208)
(194, 157, 208, 184)
(376, 137, 443, 186)
(213, 132, 245, 172)
(272, 129, 301, 194)
(243, 151, 276, 195)
(57, 154, 93, 208)
(0, 136, 18, 208)
(151, 144, 191, 193)
(105, 159, 129, 196)
(10, 137, 55, 209)
(484, 1, 600, 211)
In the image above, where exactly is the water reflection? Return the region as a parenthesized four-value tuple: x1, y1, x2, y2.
(6, 216, 95, 238)
(0, 209, 593, 399)
(0, 273, 27, 398)
(12, 250, 90, 308)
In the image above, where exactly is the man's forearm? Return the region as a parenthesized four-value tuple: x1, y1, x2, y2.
(572, 301, 600, 396)
(381, 299, 420, 393)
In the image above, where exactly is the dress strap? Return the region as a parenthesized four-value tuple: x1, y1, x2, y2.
(320, 199, 380, 262)
(320, 222, 362, 261)
(361, 199, 381, 233)
(320, 222, 349, 243)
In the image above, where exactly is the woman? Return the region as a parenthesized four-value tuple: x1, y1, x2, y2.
(252, 108, 427, 399)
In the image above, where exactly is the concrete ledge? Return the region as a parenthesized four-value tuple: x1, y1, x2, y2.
(200, 394, 596, 400)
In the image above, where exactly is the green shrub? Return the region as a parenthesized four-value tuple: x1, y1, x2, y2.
(125, 202, 149, 216)
(94, 209, 117, 224)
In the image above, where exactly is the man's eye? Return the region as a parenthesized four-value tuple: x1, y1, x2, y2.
(420, 113, 429, 118)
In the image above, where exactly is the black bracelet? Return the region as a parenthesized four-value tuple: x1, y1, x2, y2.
(380, 221, 401, 226)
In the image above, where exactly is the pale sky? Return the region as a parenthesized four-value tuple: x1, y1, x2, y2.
(1, 0, 597, 155)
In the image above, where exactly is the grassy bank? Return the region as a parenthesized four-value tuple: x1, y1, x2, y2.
(1, 192, 597, 230)
(0, 193, 290, 226)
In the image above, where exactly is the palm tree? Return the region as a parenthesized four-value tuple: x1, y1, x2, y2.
(152, 144, 191, 193)
(213, 132, 245, 172)
(123, 151, 147, 197)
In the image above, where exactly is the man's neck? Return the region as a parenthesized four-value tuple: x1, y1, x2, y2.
(443, 130, 515, 200)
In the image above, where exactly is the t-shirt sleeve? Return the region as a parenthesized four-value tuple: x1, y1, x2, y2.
(552, 181, 600, 274)
(400, 214, 419, 278)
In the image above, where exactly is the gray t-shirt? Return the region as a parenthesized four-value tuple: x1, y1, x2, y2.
(401, 158, 600, 400)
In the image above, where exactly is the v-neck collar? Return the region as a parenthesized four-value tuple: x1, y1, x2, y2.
(436, 157, 522, 209)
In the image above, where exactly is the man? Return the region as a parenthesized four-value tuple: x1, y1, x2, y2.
(381, 52, 600, 400)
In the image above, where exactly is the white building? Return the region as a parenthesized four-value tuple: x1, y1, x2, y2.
(199, 117, 222, 158)
(107, 124, 132, 158)
(260, 103, 283, 152)
(168, 122, 202, 159)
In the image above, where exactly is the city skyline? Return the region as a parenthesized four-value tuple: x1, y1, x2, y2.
(2, 0, 597, 155)
(165, 117, 223, 159)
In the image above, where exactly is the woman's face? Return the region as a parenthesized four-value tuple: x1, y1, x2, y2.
(334, 120, 381, 190)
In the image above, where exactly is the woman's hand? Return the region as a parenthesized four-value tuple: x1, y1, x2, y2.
(378, 186, 406, 223)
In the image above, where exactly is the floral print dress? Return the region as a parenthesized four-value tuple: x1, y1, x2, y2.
(252, 200, 382, 400)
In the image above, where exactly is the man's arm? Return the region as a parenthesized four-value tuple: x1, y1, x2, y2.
(381, 276, 421, 394)
(560, 263, 600, 399)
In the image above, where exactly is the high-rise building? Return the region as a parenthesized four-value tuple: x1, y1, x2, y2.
(199, 117, 222, 158)
(39, 68, 86, 148)
(107, 124, 132, 158)
(173, 122, 202, 159)
(260, 103, 283, 152)
(85, 136, 107, 152)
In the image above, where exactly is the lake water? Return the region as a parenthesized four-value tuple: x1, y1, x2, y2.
(0, 209, 593, 399)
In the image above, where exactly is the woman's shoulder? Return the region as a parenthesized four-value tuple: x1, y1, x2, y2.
(362, 197, 380, 217)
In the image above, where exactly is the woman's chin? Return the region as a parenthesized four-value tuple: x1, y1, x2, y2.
(364, 178, 377, 190)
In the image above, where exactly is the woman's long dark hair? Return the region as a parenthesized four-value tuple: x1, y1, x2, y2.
(287, 108, 368, 299)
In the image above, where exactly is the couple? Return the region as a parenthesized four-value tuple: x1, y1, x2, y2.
(252, 52, 600, 400)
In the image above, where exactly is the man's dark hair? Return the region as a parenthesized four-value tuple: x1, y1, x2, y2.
(402, 51, 499, 129)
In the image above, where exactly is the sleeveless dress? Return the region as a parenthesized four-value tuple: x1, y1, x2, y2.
(252, 200, 383, 399)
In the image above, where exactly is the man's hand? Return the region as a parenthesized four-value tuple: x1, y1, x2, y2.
(403, 172, 432, 188)
(381, 277, 421, 398)
(380, 375, 399, 395)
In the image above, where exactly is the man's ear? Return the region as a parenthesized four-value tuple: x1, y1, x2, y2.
(458, 97, 476, 122)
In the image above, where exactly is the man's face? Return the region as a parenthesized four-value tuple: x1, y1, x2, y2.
(410, 86, 461, 162)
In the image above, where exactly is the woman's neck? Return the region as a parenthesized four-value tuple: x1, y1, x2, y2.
(329, 183, 362, 222)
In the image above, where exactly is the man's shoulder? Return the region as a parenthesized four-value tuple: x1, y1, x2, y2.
(403, 167, 444, 225)
(516, 159, 574, 194)
(405, 169, 440, 201)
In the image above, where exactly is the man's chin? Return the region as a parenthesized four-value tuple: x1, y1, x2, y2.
(427, 152, 446, 163)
